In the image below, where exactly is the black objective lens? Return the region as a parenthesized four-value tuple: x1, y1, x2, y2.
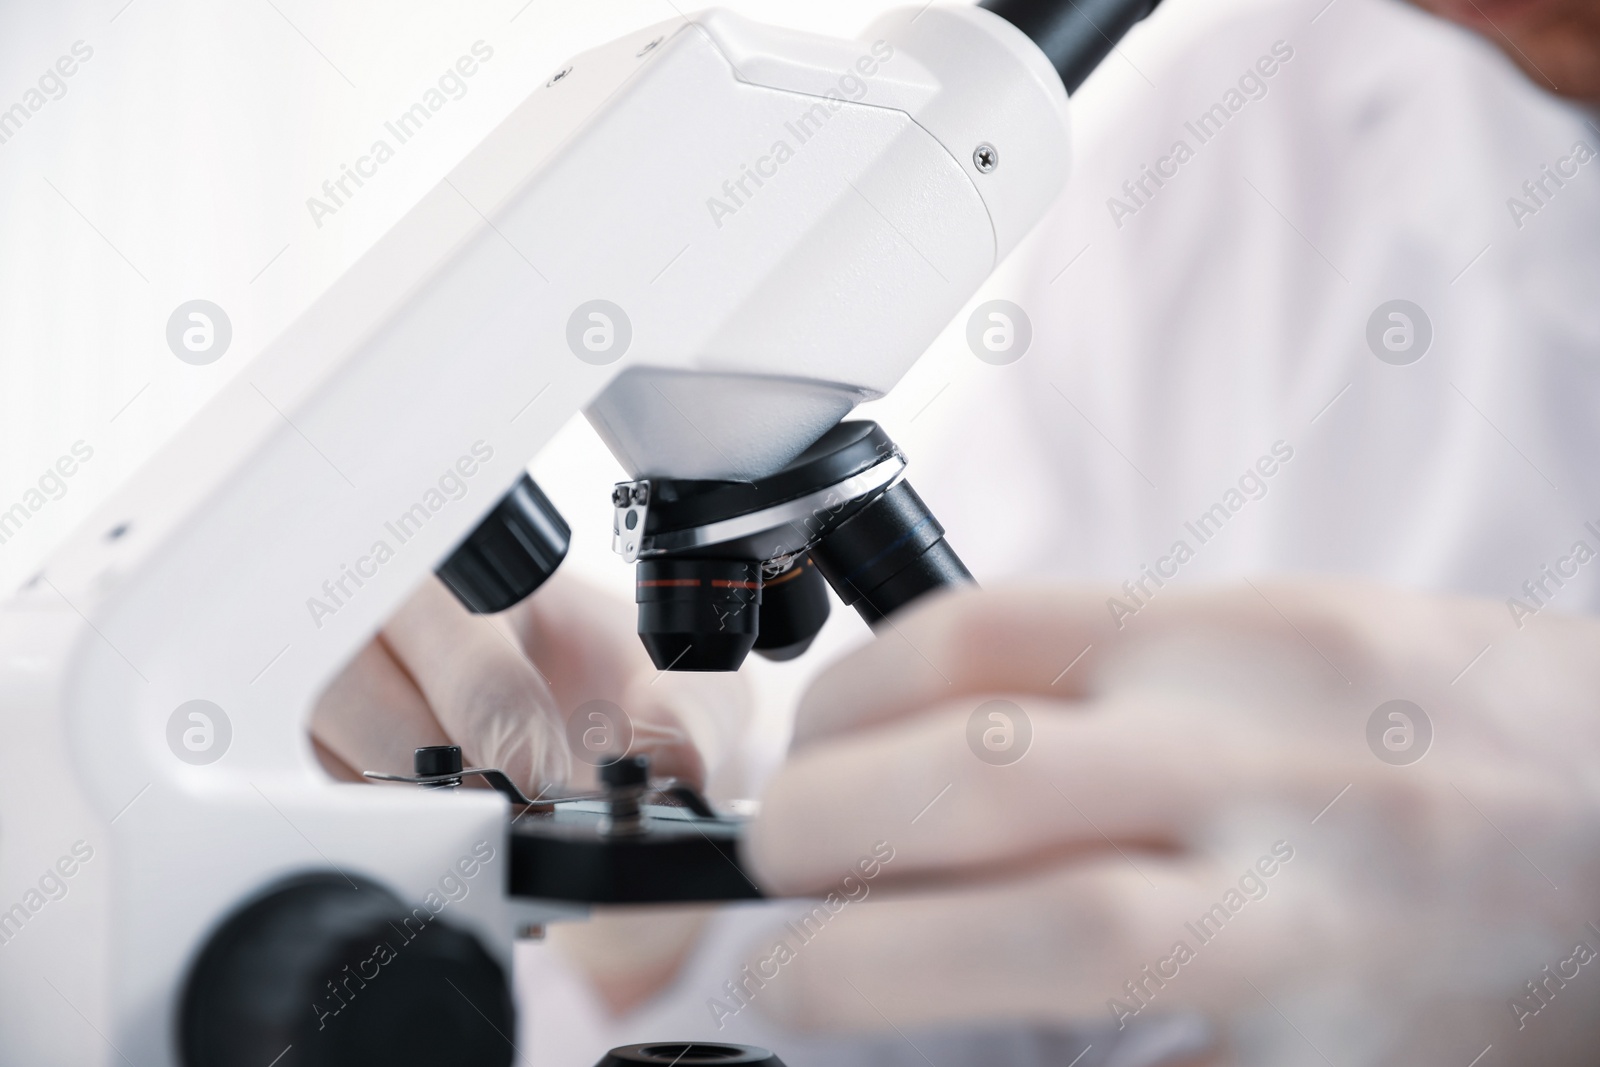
(752, 557, 831, 662)
(636, 559, 762, 671)
(626, 422, 971, 669)
(811, 481, 972, 626)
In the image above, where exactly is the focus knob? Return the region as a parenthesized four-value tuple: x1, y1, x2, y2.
(181, 874, 513, 1067)
(437, 474, 570, 614)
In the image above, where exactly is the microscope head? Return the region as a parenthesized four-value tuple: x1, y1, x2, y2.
(428, 0, 1163, 671)
(616, 419, 972, 671)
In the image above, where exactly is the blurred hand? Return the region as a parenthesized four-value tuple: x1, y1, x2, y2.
(309, 570, 748, 794)
(747, 580, 1600, 1065)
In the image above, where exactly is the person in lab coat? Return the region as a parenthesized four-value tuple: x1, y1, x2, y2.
(315, 0, 1600, 1062)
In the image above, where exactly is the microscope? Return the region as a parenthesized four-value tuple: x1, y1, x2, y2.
(0, 1, 1157, 1063)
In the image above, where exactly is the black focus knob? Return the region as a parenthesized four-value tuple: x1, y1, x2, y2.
(414, 745, 462, 777)
(596, 1045, 786, 1067)
(600, 753, 650, 788)
(437, 474, 570, 614)
(180, 874, 514, 1067)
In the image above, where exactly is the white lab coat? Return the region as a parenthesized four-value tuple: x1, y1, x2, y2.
(914, 0, 1600, 624)
(526, 0, 1600, 1063)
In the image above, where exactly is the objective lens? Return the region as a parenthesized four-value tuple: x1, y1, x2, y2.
(810, 481, 972, 625)
(752, 556, 831, 662)
(636, 559, 762, 671)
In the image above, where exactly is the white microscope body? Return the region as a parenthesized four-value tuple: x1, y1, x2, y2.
(0, 4, 1079, 1064)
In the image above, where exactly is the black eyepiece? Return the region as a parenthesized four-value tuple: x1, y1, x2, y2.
(636, 558, 762, 671)
(810, 481, 972, 626)
(980, 0, 1163, 94)
(438, 474, 569, 613)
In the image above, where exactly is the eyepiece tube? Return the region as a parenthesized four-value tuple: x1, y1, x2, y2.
(979, 0, 1162, 94)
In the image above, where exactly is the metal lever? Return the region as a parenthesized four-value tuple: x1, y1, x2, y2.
(361, 745, 720, 825)
(363, 765, 547, 808)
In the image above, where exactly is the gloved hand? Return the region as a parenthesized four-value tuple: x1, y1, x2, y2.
(309, 571, 749, 1013)
(309, 570, 748, 794)
(746, 580, 1600, 1065)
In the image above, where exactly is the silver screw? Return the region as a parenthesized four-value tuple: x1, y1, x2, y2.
(973, 143, 1000, 173)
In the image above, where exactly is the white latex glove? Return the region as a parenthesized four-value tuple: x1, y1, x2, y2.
(745, 580, 1600, 1066)
(309, 570, 750, 1016)
(310, 570, 748, 794)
